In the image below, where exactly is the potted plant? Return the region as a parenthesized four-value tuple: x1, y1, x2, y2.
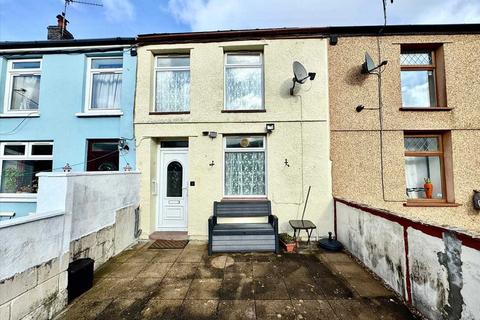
(279, 233, 297, 253)
(424, 177, 433, 199)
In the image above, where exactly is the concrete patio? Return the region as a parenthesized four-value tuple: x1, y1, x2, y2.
(56, 241, 419, 320)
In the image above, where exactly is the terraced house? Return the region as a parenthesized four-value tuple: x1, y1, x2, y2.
(0, 17, 137, 218)
(327, 24, 480, 319)
(134, 29, 333, 242)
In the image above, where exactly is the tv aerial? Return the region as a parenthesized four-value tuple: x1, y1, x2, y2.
(61, 0, 103, 36)
(361, 52, 388, 75)
(290, 61, 316, 95)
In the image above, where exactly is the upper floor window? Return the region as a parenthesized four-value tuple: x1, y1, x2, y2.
(154, 56, 190, 113)
(224, 53, 263, 111)
(86, 57, 123, 112)
(0, 142, 53, 195)
(400, 46, 446, 109)
(4, 60, 41, 113)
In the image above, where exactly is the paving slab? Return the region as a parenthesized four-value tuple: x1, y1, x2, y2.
(253, 277, 290, 300)
(151, 249, 182, 263)
(196, 262, 225, 278)
(291, 299, 338, 320)
(164, 262, 198, 279)
(283, 276, 325, 300)
(56, 298, 113, 320)
(137, 262, 172, 278)
(255, 300, 296, 320)
(220, 275, 254, 300)
(151, 278, 192, 300)
(328, 299, 378, 320)
(182, 299, 219, 319)
(225, 261, 253, 278)
(218, 300, 256, 320)
(186, 278, 222, 299)
(109, 262, 145, 279)
(140, 299, 183, 319)
(118, 277, 163, 299)
(58, 242, 417, 320)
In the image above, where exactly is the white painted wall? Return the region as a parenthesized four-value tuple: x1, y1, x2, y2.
(37, 171, 140, 240)
(336, 200, 480, 320)
(0, 212, 67, 281)
(336, 202, 406, 297)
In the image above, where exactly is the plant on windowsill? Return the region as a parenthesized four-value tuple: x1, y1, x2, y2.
(3, 168, 21, 193)
(279, 233, 297, 253)
(424, 177, 433, 199)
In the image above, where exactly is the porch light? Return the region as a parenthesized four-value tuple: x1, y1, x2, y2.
(266, 123, 275, 133)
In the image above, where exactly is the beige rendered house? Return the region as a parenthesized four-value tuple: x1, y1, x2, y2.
(134, 29, 333, 240)
(328, 24, 480, 234)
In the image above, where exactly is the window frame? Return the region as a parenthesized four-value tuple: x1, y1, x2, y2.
(3, 59, 42, 115)
(84, 56, 123, 114)
(152, 55, 191, 113)
(222, 135, 267, 199)
(404, 133, 447, 203)
(399, 45, 448, 110)
(0, 141, 53, 201)
(224, 52, 265, 111)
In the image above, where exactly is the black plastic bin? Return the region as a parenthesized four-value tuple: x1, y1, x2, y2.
(68, 258, 94, 302)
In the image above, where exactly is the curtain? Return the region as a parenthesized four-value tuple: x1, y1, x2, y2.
(225, 152, 265, 196)
(11, 75, 40, 110)
(91, 73, 122, 109)
(225, 67, 262, 110)
(155, 70, 190, 112)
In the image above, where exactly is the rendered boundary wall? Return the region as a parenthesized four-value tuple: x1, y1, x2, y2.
(0, 172, 140, 320)
(334, 198, 480, 320)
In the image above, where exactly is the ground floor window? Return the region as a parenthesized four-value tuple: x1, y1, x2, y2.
(404, 134, 446, 201)
(86, 139, 119, 171)
(224, 135, 266, 196)
(0, 142, 53, 194)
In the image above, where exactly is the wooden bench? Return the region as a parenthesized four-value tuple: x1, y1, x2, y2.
(208, 201, 279, 255)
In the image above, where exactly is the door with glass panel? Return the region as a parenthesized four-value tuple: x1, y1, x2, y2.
(157, 148, 188, 231)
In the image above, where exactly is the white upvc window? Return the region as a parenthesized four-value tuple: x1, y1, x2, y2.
(224, 52, 264, 110)
(4, 59, 42, 114)
(0, 142, 53, 198)
(153, 55, 190, 113)
(85, 57, 123, 113)
(223, 135, 266, 197)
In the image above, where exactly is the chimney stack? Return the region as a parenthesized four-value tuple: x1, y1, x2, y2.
(47, 14, 74, 40)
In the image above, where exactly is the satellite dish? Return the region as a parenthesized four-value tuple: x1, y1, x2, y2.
(290, 61, 316, 95)
(293, 61, 309, 84)
(361, 51, 388, 74)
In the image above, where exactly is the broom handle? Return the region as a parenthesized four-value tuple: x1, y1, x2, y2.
(301, 186, 311, 221)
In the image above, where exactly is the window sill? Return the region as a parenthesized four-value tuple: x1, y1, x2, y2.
(221, 109, 266, 113)
(0, 112, 40, 118)
(76, 111, 123, 117)
(403, 202, 461, 207)
(0, 195, 37, 203)
(399, 107, 453, 112)
(149, 111, 190, 115)
(221, 197, 268, 202)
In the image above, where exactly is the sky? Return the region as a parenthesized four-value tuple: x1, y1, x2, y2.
(0, 0, 479, 41)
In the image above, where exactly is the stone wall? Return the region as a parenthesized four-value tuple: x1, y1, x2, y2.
(335, 198, 480, 320)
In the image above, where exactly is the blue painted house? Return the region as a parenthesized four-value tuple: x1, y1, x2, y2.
(0, 19, 137, 218)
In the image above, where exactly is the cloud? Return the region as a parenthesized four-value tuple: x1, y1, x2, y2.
(102, 0, 135, 22)
(167, 0, 480, 31)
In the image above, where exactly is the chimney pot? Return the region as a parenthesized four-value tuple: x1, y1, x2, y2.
(47, 13, 74, 40)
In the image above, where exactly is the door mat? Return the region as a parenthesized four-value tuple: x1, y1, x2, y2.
(149, 239, 189, 249)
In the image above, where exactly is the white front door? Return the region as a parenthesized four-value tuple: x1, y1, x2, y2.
(157, 149, 188, 231)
